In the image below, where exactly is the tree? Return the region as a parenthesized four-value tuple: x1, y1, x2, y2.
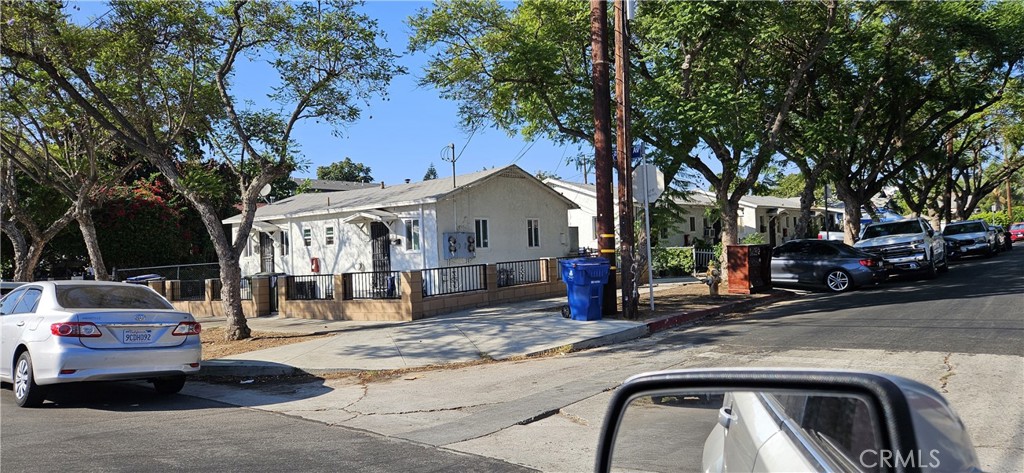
(317, 157, 374, 182)
(423, 162, 438, 180)
(788, 1, 1022, 242)
(0, 159, 76, 281)
(410, 0, 837, 268)
(2, 1, 403, 339)
(534, 170, 560, 181)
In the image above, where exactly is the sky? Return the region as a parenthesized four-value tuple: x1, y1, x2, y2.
(70, 1, 585, 187)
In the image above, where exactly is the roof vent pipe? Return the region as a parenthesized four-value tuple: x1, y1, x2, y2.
(380, 181, 385, 189)
(405, 179, 411, 184)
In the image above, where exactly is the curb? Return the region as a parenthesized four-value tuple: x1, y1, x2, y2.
(198, 359, 302, 377)
(644, 290, 796, 334)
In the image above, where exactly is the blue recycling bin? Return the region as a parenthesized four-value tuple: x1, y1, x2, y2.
(559, 257, 611, 321)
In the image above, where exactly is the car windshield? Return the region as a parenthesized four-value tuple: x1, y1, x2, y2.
(56, 285, 173, 309)
(860, 221, 921, 239)
(943, 222, 986, 235)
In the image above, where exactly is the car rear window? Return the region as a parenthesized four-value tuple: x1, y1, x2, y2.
(56, 285, 173, 309)
(1011, 223, 1024, 230)
(942, 223, 986, 235)
(860, 221, 922, 239)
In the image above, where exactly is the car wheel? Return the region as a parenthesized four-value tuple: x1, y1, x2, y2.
(923, 258, 938, 279)
(14, 351, 45, 408)
(824, 269, 853, 293)
(153, 375, 186, 395)
(938, 253, 949, 273)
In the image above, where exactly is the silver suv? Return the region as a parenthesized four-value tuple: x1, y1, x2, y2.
(942, 220, 998, 259)
(853, 217, 948, 277)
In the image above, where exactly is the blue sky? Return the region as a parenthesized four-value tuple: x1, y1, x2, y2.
(70, 1, 585, 186)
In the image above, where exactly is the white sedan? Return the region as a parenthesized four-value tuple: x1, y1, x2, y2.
(0, 281, 201, 407)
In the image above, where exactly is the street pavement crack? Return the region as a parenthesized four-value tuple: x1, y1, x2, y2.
(940, 352, 955, 393)
(516, 408, 559, 426)
(358, 402, 500, 417)
(338, 384, 369, 414)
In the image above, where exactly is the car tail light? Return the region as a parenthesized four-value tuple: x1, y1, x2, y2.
(189, 363, 200, 368)
(51, 322, 102, 337)
(172, 322, 202, 336)
(859, 259, 875, 267)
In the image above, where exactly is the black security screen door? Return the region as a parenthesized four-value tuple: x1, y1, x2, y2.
(260, 233, 274, 273)
(371, 222, 392, 273)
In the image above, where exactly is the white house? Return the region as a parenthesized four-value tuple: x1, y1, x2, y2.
(543, 179, 807, 248)
(224, 165, 578, 277)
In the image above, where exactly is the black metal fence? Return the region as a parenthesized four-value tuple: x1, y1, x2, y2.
(172, 280, 206, 301)
(287, 274, 334, 301)
(113, 263, 220, 282)
(344, 271, 402, 300)
(422, 264, 486, 297)
(496, 260, 543, 287)
(211, 278, 253, 301)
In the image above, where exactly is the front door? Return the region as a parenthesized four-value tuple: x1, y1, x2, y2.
(370, 222, 392, 297)
(260, 232, 274, 273)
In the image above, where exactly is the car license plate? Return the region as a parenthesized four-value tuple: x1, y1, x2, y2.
(123, 329, 153, 344)
(884, 263, 894, 269)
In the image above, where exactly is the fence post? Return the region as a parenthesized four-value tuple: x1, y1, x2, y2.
(148, 280, 166, 298)
(205, 279, 217, 302)
(334, 274, 344, 302)
(252, 277, 270, 317)
(165, 280, 180, 301)
(402, 271, 423, 320)
(277, 277, 289, 317)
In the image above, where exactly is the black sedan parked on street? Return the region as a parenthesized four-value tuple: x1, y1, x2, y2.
(771, 239, 887, 292)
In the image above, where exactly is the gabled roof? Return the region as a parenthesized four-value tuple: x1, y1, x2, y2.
(224, 165, 576, 224)
(544, 178, 716, 206)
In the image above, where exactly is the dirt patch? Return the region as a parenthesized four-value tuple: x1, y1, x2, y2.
(613, 280, 765, 320)
(200, 327, 332, 360)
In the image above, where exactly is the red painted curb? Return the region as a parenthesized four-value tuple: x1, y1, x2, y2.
(645, 290, 796, 334)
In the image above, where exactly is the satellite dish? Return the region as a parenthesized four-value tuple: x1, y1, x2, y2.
(259, 184, 272, 197)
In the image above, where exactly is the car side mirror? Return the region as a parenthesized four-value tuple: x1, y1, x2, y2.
(928, 229, 935, 237)
(596, 369, 980, 473)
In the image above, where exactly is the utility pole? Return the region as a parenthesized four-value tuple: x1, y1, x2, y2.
(443, 143, 457, 189)
(590, 0, 617, 316)
(1006, 137, 1013, 221)
(614, 0, 636, 319)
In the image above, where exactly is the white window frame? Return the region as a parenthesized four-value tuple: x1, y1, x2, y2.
(325, 226, 335, 246)
(280, 231, 290, 256)
(475, 219, 489, 248)
(303, 228, 312, 247)
(527, 218, 540, 248)
(405, 219, 420, 251)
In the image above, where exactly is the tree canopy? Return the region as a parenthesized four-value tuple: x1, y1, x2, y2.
(317, 157, 374, 182)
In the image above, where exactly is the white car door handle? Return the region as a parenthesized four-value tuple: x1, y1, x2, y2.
(17, 321, 26, 326)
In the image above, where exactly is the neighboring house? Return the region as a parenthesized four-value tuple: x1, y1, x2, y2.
(544, 178, 717, 249)
(224, 165, 578, 277)
(544, 179, 808, 248)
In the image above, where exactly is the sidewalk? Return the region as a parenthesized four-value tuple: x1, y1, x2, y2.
(198, 280, 794, 377)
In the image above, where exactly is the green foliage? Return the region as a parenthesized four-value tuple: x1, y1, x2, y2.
(972, 210, 1011, 228)
(741, 233, 766, 244)
(423, 163, 439, 180)
(317, 157, 374, 182)
(652, 247, 695, 276)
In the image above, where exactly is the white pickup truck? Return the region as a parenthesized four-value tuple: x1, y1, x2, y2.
(852, 217, 948, 277)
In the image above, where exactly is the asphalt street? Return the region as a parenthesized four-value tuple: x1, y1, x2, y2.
(0, 381, 532, 472)
(673, 247, 1024, 356)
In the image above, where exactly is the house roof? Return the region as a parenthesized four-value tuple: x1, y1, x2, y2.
(290, 178, 378, 192)
(225, 165, 576, 224)
(544, 178, 717, 207)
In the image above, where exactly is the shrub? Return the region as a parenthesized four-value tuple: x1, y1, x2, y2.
(741, 233, 766, 244)
(652, 247, 695, 275)
(971, 210, 1011, 228)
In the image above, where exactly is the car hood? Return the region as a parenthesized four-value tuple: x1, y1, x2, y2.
(942, 232, 987, 242)
(854, 234, 922, 248)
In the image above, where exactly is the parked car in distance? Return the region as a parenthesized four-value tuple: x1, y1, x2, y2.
(942, 220, 997, 259)
(0, 281, 25, 296)
(1009, 222, 1024, 243)
(771, 240, 886, 292)
(0, 281, 202, 407)
(853, 217, 947, 277)
(991, 225, 1013, 251)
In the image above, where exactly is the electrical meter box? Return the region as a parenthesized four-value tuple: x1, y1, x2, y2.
(442, 232, 477, 259)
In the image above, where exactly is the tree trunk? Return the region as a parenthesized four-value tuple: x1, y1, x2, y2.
(797, 174, 819, 239)
(193, 200, 251, 340)
(76, 209, 110, 281)
(717, 189, 740, 280)
(840, 196, 863, 244)
(1, 221, 30, 281)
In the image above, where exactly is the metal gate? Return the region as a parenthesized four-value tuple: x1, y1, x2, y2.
(259, 233, 275, 273)
(371, 222, 392, 293)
